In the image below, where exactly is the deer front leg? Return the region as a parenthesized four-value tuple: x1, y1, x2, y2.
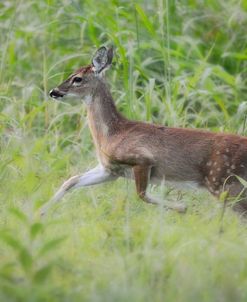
(41, 165, 116, 215)
(133, 165, 187, 213)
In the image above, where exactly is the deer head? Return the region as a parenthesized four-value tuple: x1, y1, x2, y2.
(49, 46, 113, 102)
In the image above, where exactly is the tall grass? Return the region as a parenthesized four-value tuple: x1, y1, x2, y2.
(1, 0, 247, 301)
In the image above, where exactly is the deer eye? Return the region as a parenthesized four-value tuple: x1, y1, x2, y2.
(73, 77, 82, 83)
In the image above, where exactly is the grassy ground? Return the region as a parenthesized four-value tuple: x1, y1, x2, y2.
(1, 0, 247, 301)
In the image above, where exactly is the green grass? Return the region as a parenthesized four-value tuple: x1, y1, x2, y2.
(1, 0, 247, 301)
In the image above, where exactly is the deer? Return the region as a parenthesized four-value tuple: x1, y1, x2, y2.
(42, 46, 247, 216)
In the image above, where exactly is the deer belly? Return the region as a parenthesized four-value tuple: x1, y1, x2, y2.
(150, 164, 203, 185)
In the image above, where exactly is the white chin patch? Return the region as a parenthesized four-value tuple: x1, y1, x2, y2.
(84, 95, 93, 105)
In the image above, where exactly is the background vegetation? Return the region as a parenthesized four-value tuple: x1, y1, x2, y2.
(1, 0, 247, 301)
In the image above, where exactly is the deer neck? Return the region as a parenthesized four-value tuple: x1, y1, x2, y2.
(86, 79, 123, 152)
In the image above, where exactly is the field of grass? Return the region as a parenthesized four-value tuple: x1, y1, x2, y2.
(1, 0, 247, 301)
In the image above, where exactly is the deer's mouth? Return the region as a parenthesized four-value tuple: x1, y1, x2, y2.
(49, 88, 65, 99)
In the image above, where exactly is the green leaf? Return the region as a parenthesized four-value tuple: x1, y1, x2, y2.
(0, 262, 16, 282)
(236, 175, 247, 188)
(222, 52, 247, 60)
(38, 236, 66, 257)
(214, 96, 229, 120)
(135, 4, 155, 36)
(212, 66, 235, 86)
(33, 264, 52, 283)
(19, 248, 32, 272)
(30, 223, 43, 240)
(0, 232, 23, 251)
(8, 208, 28, 224)
(219, 191, 228, 202)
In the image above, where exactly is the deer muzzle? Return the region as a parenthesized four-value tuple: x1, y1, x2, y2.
(49, 88, 65, 99)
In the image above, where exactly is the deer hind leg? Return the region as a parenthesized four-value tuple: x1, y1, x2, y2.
(224, 180, 247, 214)
(133, 165, 187, 213)
(41, 165, 116, 215)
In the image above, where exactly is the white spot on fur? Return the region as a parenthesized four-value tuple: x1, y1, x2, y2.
(217, 167, 221, 171)
(231, 164, 236, 169)
(207, 161, 212, 166)
(226, 148, 229, 153)
(210, 170, 213, 175)
(216, 151, 220, 155)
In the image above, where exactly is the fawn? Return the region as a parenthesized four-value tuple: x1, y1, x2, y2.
(43, 46, 247, 215)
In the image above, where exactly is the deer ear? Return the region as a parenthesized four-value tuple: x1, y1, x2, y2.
(92, 46, 113, 73)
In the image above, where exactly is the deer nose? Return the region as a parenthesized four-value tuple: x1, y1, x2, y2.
(49, 88, 64, 98)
